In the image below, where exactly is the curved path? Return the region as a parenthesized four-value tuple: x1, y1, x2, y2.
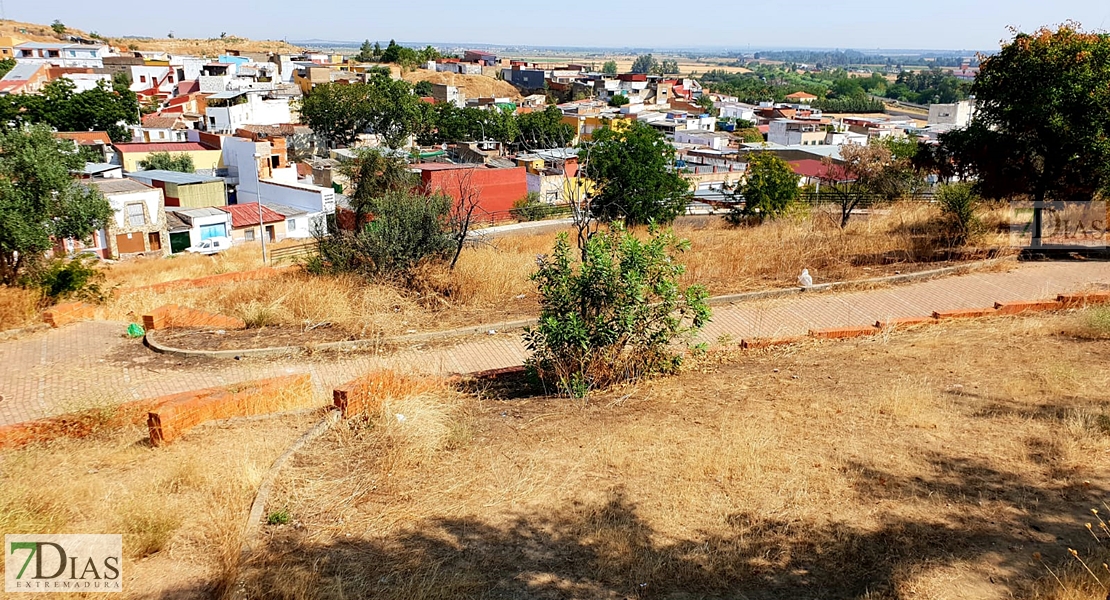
(1, 261, 1107, 427)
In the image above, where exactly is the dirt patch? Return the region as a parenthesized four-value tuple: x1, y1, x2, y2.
(243, 311, 1110, 599)
(402, 70, 522, 100)
(157, 325, 357, 351)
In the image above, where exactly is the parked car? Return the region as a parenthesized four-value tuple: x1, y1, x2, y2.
(185, 237, 232, 255)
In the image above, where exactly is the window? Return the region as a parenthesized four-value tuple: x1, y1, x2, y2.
(48, 50, 59, 58)
(288, 219, 297, 231)
(244, 229, 255, 241)
(126, 203, 146, 227)
(139, 75, 147, 83)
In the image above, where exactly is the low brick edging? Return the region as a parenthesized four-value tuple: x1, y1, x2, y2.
(148, 374, 313, 446)
(142, 304, 246, 331)
(1058, 291, 1110, 308)
(118, 265, 299, 296)
(42, 302, 98, 328)
(0, 397, 163, 450)
(809, 326, 880, 340)
(142, 258, 1015, 360)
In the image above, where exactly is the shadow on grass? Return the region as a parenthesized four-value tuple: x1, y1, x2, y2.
(229, 455, 1107, 600)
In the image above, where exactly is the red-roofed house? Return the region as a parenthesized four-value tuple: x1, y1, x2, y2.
(785, 91, 818, 103)
(138, 113, 191, 143)
(56, 131, 114, 162)
(219, 202, 287, 244)
(788, 159, 855, 186)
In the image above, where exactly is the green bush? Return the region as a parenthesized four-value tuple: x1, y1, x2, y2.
(510, 193, 564, 222)
(935, 182, 980, 245)
(308, 191, 453, 280)
(30, 256, 107, 303)
(524, 225, 711, 398)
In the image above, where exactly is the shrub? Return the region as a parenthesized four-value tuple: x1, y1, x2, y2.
(30, 256, 107, 303)
(727, 152, 800, 225)
(524, 224, 711, 397)
(935, 182, 980, 245)
(511, 193, 561, 222)
(266, 509, 291, 525)
(308, 191, 453, 281)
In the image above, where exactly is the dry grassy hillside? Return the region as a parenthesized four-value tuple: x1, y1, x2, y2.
(402, 70, 522, 101)
(0, 18, 302, 57)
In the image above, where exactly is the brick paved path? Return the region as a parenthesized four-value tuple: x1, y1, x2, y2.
(1, 261, 1106, 427)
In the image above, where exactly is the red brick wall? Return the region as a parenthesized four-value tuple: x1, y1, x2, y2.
(421, 167, 527, 221)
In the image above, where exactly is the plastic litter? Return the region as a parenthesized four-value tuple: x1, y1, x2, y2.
(126, 323, 145, 338)
(798, 268, 813, 287)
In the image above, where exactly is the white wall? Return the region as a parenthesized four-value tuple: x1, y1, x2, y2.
(207, 94, 292, 134)
(107, 189, 164, 230)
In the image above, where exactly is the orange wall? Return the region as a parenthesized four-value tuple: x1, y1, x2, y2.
(420, 167, 527, 221)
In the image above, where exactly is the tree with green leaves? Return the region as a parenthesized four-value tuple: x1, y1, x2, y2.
(372, 41, 382, 59)
(51, 20, 66, 34)
(417, 46, 441, 63)
(584, 121, 691, 227)
(354, 40, 375, 62)
(339, 148, 417, 227)
(631, 54, 657, 74)
(0, 58, 15, 79)
(661, 59, 679, 74)
(138, 152, 195, 173)
(695, 95, 717, 116)
(608, 94, 629, 108)
(299, 82, 374, 149)
(516, 105, 574, 149)
(524, 224, 710, 397)
(14, 78, 139, 142)
(413, 80, 434, 97)
(0, 125, 112, 285)
(366, 74, 424, 148)
(936, 24, 1110, 245)
(602, 61, 618, 76)
(728, 152, 799, 224)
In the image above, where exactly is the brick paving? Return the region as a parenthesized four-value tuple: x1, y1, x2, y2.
(0, 261, 1107, 427)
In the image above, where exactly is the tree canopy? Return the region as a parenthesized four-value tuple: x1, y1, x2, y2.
(631, 54, 658, 75)
(729, 152, 799, 223)
(935, 24, 1110, 205)
(0, 124, 112, 284)
(300, 76, 424, 149)
(602, 61, 618, 76)
(139, 152, 195, 173)
(584, 121, 691, 226)
(0, 78, 139, 142)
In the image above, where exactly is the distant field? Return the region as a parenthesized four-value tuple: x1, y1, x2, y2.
(512, 54, 751, 76)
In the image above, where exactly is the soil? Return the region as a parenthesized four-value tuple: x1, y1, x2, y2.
(157, 325, 356, 352)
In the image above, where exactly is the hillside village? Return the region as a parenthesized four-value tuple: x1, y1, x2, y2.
(0, 16, 1109, 600)
(0, 29, 981, 259)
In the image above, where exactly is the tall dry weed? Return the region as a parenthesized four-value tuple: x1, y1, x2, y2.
(0, 285, 42, 330)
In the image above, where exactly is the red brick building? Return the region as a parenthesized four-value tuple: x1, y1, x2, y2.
(412, 163, 527, 222)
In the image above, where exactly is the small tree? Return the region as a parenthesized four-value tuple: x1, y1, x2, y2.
(139, 152, 194, 173)
(0, 59, 15, 79)
(728, 152, 799, 224)
(584, 121, 691, 227)
(661, 59, 680, 74)
(524, 225, 711, 397)
(0, 125, 112, 285)
(51, 20, 66, 34)
(339, 148, 417, 228)
(355, 39, 375, 62)
(602, 61, 618, 76)
(631, 54, 657, 74)
(935, 181, 980, 245)
(608, 94, 629, 108)
(413, 80, 434, 97)
(444, 168, 482, 270)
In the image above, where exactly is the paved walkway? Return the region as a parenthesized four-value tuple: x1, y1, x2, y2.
(1, 261, 1107, 427)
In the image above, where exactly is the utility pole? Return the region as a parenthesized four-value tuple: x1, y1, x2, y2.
(252, 153, 267, 263)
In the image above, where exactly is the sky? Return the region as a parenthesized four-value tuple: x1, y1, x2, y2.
(7, 0, 1110, 51)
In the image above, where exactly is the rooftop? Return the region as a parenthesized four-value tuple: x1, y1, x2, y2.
(114, 142, 213, 153)
(87, 179, 154, 195)
(127, 170, 223, 185)
(56, 131, 112, 146)
(260, 202, 310, 217)
(220, 202, 285, 228)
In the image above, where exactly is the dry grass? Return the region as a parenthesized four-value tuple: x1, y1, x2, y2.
(240, 310, 1110, 599)
(0, 412, 319, 599)
(0, 285, 42, 330)
(1063, 305, 1110, 340)
(102, 204, 1011, 339)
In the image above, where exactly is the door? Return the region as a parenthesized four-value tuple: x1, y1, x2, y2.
(169, 232, 191, 253)
(115, 233, 145, 255)
(148, 232, 162, 251)
(266, 225, 276, 242)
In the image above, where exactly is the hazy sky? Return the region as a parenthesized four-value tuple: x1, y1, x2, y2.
(8, 0, 1110, 51)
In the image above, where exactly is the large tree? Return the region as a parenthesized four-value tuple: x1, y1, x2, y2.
(631, 54, 658, 75)
(602, 61, 618, 76)
(584, 121, 691, 226)
(515, 105, 574, 149)
(14, 78, 139, 142)
(937, 24, 1110, 242)
(0, 125, 112, 284)
(299, 82, 374, 149)
(366, 74, 428, 148)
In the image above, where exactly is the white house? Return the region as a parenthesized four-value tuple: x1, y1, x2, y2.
(204, 90, 293, 134)
(674, 130, 732, 151)
(165, 207, 233, 252)
(13, 42, 110, 68)
(224, 136, 335, 230)
(928, 100, 975, 128)
(85, 179, 169, 259)
(717, 101, 757, 123)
